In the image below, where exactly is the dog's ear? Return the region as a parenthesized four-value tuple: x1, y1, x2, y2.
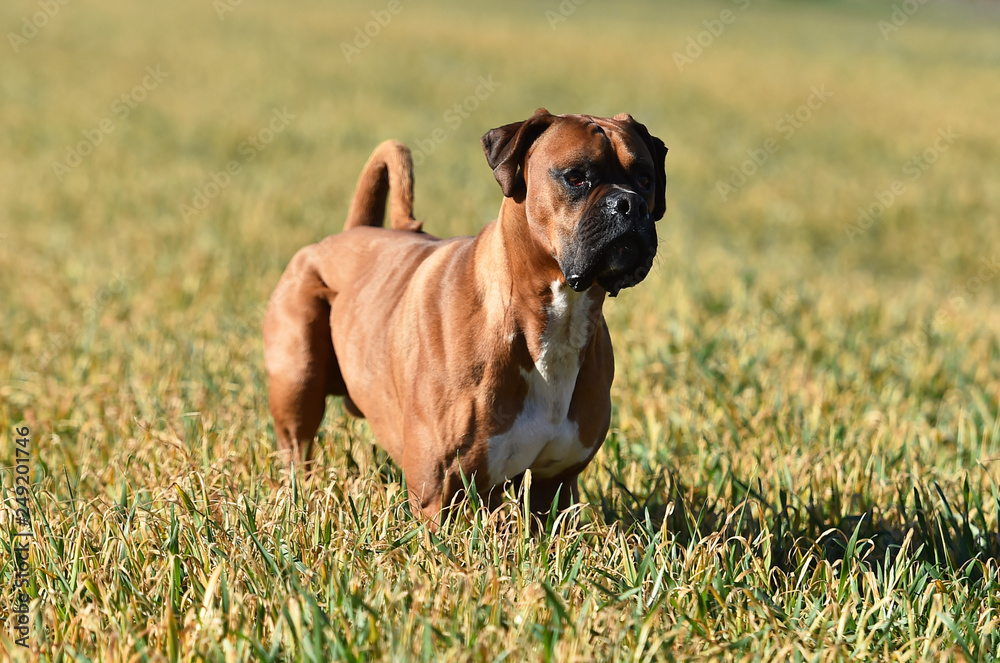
(614, 113, 668, 221)
(481, 108, 555, 200)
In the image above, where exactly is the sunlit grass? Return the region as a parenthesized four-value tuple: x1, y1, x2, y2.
(1, 0, 999, 659)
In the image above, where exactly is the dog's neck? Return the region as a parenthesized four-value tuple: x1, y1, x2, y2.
(474, 198, 606, 366)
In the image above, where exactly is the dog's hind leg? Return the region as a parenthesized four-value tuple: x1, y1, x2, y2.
(265, 140, 417, 466)
(263, 244, 344, 468)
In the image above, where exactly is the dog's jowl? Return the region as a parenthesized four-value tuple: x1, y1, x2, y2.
(263, 109, 668, 523)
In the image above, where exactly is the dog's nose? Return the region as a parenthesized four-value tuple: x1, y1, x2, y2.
(606, 191, 648, 219)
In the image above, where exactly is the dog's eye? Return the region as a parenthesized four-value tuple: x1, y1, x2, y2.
(636, 173, 652, 190)
(564, 170, 587, 187)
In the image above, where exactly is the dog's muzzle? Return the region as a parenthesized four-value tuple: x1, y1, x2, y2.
(562, 190, 657, 297)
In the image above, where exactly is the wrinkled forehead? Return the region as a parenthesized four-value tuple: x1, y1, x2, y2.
(528, 115, 651, 170)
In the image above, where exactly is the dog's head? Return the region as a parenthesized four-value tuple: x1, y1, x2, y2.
(481, 108, 668, 296)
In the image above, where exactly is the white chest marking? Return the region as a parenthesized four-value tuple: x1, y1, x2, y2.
(487, 281, 595, 483)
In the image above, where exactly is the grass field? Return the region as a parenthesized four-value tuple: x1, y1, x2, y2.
(2, 0, 1000, 659)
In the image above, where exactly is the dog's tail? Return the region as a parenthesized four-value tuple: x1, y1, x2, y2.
(344, 140, 422, 232)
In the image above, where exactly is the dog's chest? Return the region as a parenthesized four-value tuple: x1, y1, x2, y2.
(486, 283, 595, 483)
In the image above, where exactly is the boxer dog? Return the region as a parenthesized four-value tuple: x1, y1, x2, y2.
(263, 109, 667, 523)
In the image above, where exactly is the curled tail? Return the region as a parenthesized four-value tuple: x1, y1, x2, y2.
(344, 140, 422, 232)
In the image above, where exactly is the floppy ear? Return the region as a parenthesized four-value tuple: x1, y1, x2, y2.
(481, 108, 555, 200)
(614, 113, 668, 221)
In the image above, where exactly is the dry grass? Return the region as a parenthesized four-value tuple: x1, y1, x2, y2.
(2, 0, 1000, 660)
